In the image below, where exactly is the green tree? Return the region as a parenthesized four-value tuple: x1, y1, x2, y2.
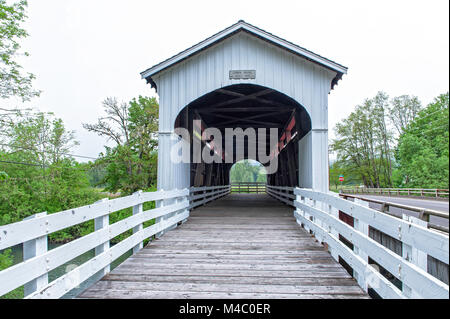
(230, 160, 266, 183)
(395, 93, 449, 188)
(256, 168, 267, 183)
(4, 111, 79, 167)
(85, 162, 107, 187)
(84, 96, 159, 194)
(331, 92, 394, 188)
(0, 0, 39, 100)
(0, 111, 102, 283)
(388, 95, 422, 136)
(0, 111, 101, 233)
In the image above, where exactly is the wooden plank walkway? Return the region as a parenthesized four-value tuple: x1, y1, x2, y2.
(78, 194, 368, 299)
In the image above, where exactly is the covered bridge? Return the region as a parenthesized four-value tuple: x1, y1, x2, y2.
(140, 20, 348, 193)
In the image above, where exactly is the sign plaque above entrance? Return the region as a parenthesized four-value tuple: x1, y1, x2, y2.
(229, 70, 256, 80)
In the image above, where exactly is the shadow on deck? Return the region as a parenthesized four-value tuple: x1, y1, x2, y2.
(78, 194, 368, 299)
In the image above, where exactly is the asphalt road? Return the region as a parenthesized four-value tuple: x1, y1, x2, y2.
(359, 195, 449, 213)
(354, 195, 449, 229)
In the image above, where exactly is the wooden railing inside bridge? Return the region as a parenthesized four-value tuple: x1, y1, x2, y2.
(231, 182, 266, 194)
(266, 185, 295, 207)
(0, 184, 448, 299)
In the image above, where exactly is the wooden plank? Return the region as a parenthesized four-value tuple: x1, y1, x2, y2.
(177, 224, 299, 230)
(128, 256, 338, 265)
(185, 218, 294, 222)
(187, 216, 295, 222)
(119, 260, 344, 271)
(82, 281, 366, 295)
(132, 253, 333, 261)
(104, 274, 358, 286)
(79, 289, 369, 299)
(139, 249, 334, 256)
(164, 227, 305, 233)
(157, 237, 316, 244)
(146, 243, 325, 251)
(161, 234, 312, 240)
(110, 267, 352, 278)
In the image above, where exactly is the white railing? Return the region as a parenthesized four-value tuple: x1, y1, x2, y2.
(266, 185, 295, 207)
(231, 182, 266, 194)
(294, 188, 449, 299)
(0, 189, 190, 299)
(189, 185, 231, 209)
(340, 193, 449, 233)
(341, 188, 449, 199)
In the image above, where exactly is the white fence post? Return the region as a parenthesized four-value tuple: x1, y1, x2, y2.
(326, 203, 340, 261)
(313, 199, 325, 243)
(23, 212, 48, 297)
(179, 191, 189, 224)
(203, 189, 207, 206)
(94, 198, 110, 276)
(303, 197, 313, 233)
(155, 190, 165, 238)
(402, 214, 428, 298)
(295, 193, 302, 226)
(166, 189, 179, 232)
(132, 191, 144, 254)
(354, 198, 370, 292)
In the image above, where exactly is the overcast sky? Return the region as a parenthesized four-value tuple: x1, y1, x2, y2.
(3, 0, 449, 161)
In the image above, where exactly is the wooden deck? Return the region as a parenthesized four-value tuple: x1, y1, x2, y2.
(78, 194, 368, 299)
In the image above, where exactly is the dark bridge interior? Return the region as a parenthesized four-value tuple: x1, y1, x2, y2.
(174, 84, 311, 187)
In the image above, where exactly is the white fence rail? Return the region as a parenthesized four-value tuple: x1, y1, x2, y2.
(266, 185, 295, 207)
(342, 188, 449, 199)
(231, 182, 266, 194)
(0, 189, 190, 299)
(294, 188, 449, 299)
(340, 194, 449, 233)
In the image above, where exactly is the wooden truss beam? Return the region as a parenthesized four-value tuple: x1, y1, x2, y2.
(208, 89, 274, 109)
(213, 113, 281, 127)
(217, 111, 283, 127)
(216, 88, 294, 109)
(197, 107, 293, 114)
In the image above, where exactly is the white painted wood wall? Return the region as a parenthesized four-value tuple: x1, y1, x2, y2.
(152, 32, 337, 192)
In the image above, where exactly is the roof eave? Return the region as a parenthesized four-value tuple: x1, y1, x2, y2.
(141, 20, 348, 86)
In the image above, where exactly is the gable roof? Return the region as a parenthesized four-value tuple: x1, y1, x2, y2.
(141, 20, 348, 90)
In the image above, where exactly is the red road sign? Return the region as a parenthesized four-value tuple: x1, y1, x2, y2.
(339, 175, 344, 182)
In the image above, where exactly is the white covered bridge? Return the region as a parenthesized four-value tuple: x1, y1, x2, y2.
(0, 21, 448, 299)
(146, 20, 344, 192)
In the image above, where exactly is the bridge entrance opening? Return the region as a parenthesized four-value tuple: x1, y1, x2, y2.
(173, 84, 311, 189)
